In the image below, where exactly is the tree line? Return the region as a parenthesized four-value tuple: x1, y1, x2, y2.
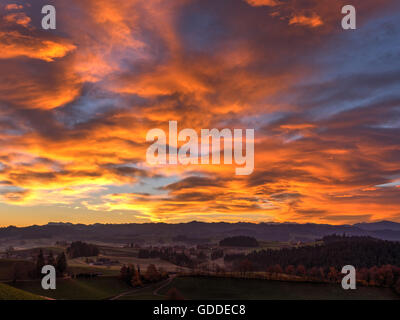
(119, 263, 168, 287)
(66, 241, 99, 258)
(12, 249, 67, 282)
(219, 236, 259, 247)
(224, 235, 400, 293)
(138, 248, 198, 268)
(225, 235, 400, 269)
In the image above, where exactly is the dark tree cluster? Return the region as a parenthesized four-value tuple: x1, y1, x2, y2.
(234, 235, 400, 270)
(163, 252, 195, 268)
(66, 241, 99, 258)
(138, 249, 161, 259)
(35, 249, 67, 277)
(224, 253, 246, 263)
(120, 263, 167, 287)
(15, 250, 68, 281)
(137, 247, 197, 268)
(223, 235, 400, 292)
(219, 236, 259, 247)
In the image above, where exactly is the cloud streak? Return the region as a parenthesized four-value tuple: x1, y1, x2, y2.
(0, 0, 399, 226)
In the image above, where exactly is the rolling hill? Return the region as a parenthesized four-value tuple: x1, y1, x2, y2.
(1, 221, 400, 243)
(0, 282, 43, 300)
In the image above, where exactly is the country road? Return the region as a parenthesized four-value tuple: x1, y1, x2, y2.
(153, 274, 176, 297)
(109, 285, 151, 300)
(109, 275, 176, 300)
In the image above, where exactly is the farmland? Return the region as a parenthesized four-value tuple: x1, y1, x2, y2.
(1, 233, 400, 300)
(12, 277, 131, 300)
(5, 274, 400, 300)
(0, 282, 44, 300)
(158, 276, 400, 300)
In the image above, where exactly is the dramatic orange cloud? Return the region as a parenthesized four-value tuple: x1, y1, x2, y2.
(4, 3, 23, 10)
(4, 12, 30, 26)
(0, 0, 399, 226)
(289, 14, 323, 28)
(0, 31, 76, 61)
(245, 0, 280, 7)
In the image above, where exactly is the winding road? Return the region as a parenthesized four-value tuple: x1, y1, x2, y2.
(109, 274, 176, 300)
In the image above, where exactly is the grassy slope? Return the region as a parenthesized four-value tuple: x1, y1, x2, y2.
(159, 276, 400, 300)
(0, 283, 43, 300)
(116, 282, 166, 300)
(11, 277, 131, 300)
(67, 258, 120, 276)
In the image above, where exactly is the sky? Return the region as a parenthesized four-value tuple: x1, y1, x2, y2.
(0, 0, 400, 227)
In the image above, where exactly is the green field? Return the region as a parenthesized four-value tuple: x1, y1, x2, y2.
(99, 245, 139, 257)
(11, 276, 131, 300)
(116, 282, 166, 300)
(0, 283, 44, 300)
(15, 246, 65, 255)
(67, 259, 120, 276)
(159, 276, 400, 300)
(7, 275, 400, 300)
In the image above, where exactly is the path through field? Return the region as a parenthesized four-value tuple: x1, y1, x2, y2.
(109, 275, 176, 300)
(109, 285, 151, 300)
(153, 275, 176, 297)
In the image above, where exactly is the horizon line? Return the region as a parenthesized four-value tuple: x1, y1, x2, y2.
(1, 219, 398, 229)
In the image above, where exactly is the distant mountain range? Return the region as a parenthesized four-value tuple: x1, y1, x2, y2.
(354, 221, 400, 232)
(1, 221, 400, 244)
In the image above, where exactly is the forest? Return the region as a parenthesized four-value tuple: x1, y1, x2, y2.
(66, 241, 100, 258)
(226, 235, 400, 269)
(219, 236, 259, 247)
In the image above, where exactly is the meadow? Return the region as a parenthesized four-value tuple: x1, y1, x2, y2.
(0, 283, 44, 300)
(2, 236, 400, 300)
(11, 276, 131, 300)
(7, 275, 400, 300)
(158, 276, 400, 300)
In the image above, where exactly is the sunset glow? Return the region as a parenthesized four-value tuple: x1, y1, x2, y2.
(0, 0, 400, 226)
